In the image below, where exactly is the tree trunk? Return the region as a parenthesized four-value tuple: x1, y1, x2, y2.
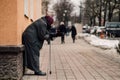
(108, 12, 112, 22)
(99, 0, 102, 26)
(90, 17, 93, 26)
(93, 16, 96, 26)
(119, 10, 120, 22)
(103, 2, 107, 26)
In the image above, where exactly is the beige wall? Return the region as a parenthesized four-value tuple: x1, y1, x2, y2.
(0, 0, 42, 45)
(17, 0, 24, 45)
(0, 0, 17, 45)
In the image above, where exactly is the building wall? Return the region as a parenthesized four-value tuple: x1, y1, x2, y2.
(0, 0, 17, 45)
(0, 0, 42, 45)
(0, 0, 42, 79)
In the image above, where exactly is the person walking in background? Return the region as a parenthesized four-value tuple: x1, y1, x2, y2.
(58, 22, 66, 44)
(71, 24, 77, 43)
(22, 15, 54, 76)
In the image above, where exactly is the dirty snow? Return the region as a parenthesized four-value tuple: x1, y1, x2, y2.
(77, 33, 119, 49)
(77, 33, 120, 62)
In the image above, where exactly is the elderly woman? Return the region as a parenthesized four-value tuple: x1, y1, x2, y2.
(22, 15, 53, 76)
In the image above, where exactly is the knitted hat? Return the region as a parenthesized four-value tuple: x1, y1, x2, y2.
(45, 16, 54, 25)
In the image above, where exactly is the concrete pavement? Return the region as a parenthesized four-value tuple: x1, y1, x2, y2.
(22, 36, 120, 80)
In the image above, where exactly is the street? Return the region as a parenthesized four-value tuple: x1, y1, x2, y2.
(22, 36, 120, 80)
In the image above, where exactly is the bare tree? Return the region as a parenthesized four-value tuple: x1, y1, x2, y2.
(53, 0, 74, 25)
(83, 0, 99, 26)
(116, 0, 120, 21)
(102, 0, 108, 25)
(107, 0, 118, 21)
(83, 0, 120, 26)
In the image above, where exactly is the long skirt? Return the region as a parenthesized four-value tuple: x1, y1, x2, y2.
(22, 33, 41, 73)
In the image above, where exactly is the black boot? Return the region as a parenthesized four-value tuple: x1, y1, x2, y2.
(35, 71, 46, 76)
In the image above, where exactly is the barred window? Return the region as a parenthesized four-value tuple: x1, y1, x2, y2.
(24, 0, 29, 18)
(30, 0, 34, 20)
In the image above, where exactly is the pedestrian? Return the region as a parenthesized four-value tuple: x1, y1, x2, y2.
(70, 25, 77, 43)
(58, 22, 66, 44)
(22, 15, 54, 76)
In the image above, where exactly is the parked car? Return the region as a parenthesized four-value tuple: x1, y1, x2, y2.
(90, 26, 105, 35)
(96, 26, 105, 36)
(82, 25, 90, 33)
(82, 26, 87, 33)
(90, 26, 98, 34)
(96, 26, 105, 33)
(105, 22, 120, 37)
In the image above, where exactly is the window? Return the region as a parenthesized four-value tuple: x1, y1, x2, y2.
(37, 0, 40, 18)
(30, 0, 34, 20)
(24, 0, 29, 18)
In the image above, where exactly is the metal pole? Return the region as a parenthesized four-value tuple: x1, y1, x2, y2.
(49, 41, 52, 74)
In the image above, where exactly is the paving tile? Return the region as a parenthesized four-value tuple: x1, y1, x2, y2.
(22, 37, 120, 80)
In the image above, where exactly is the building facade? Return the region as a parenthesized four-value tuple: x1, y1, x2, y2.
(0, 0, 42, 79)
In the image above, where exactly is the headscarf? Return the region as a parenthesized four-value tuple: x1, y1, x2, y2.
(45, 16, 54, 26)
(45, 16, 54, 30)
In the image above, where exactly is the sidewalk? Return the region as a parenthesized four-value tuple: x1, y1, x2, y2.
(22, 36, 120, 80)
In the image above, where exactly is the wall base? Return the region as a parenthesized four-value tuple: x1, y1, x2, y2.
(0, 45, 24, 80)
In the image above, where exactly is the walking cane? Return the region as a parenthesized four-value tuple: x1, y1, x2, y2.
(49, 41, 52, 74)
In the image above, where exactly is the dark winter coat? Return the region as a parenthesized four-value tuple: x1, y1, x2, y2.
(58, 24, 66, 36)
(22, 17, 50, 72)
(71, 25, 77, 36)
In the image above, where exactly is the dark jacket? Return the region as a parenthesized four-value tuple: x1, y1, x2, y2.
(22, 17, 49, 72)
(71, 25, 77, 36)
(58, 24, 66, 36)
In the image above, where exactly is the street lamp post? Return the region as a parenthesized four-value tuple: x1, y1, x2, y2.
(79, 1, 83, 23)
(64, 10, 68, 26)
(63, 13, 65, 21)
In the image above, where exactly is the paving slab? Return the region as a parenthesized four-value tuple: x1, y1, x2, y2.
(22, 36, 120, 80)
